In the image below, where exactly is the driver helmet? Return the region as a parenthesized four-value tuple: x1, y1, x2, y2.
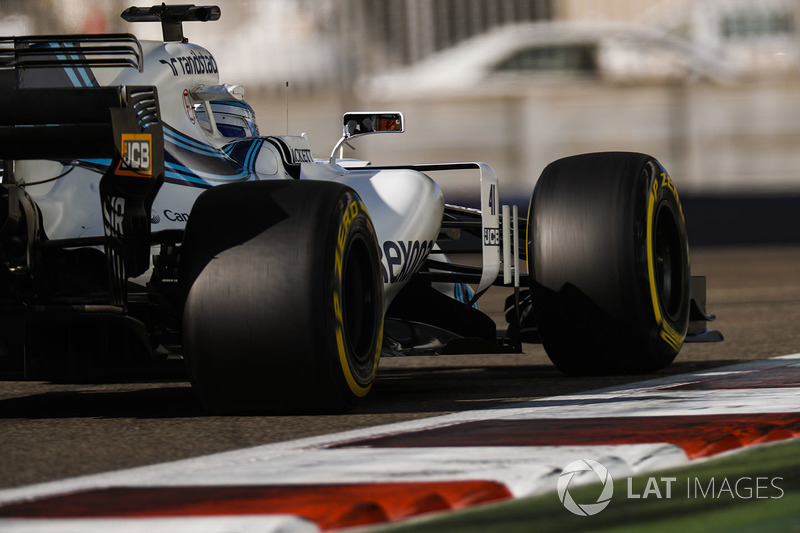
(195, 100, 259, 138)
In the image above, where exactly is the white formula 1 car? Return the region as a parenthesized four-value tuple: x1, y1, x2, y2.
(0, 5, 720, 412)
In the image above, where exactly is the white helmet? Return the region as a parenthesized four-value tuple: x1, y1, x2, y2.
(195, 100, 259, 138)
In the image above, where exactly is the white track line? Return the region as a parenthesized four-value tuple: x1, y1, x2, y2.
(1, 352, 798, 533)
(108, 444, 686, 497)
(0, 516, 318, 533)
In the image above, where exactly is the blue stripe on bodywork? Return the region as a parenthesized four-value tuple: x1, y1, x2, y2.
(50, 42, 96, 88)
(166, 160, 251, 182)
(243, 139, 263, 170)
(164, 127, 221, 156)
(75, 119, 269, 188)
(51, 45, 83, 87)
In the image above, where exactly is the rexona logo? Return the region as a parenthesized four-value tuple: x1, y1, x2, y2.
(380, 239, 434, 284)
(117, 133, 152, 177)
(558, 459, 614, 516)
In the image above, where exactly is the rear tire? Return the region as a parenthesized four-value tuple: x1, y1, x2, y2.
(181, 180, 383, 413)
(527, 152, 690, 374)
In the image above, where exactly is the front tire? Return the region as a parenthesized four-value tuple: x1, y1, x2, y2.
(527, 152, 690, 374)
(181, 181, 383, 413)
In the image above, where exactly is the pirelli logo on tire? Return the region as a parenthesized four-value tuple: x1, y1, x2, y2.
(116, 133, 152, 177)
(332, 197, 380, 398)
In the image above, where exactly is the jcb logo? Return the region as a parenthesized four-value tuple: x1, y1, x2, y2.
(484, 227, 500, 246)
(117, 134, 152, 177)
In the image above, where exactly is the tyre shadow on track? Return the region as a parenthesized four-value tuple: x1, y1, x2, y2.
(0, 359, 740, 419)
(362, 359, 742, 415)
(0, 382, 204, 419)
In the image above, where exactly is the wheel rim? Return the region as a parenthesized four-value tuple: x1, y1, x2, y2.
(341, 234, 380, 377)
(654, 204, 685, 321)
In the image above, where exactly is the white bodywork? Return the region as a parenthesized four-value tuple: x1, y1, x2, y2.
(332, 168, 444, 304)
(15, 39, 458, 308)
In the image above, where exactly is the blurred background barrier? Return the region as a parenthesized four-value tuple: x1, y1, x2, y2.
(3, 0, 800, 244)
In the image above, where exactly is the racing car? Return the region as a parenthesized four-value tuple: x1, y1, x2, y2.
(0, 4, 721, 413)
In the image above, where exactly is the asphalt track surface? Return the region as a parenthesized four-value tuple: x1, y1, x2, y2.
(1, 246, 799, 490)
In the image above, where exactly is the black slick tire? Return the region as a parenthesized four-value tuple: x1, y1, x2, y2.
(527, 152, 690, 374)
(181, 180, 383, 413)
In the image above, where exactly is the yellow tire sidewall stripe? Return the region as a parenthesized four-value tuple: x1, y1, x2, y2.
(646, 172, 685, 352)
(333, 199, 377, 398)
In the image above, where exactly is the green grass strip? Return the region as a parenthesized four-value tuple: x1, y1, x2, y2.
(372, 438, 800, 533)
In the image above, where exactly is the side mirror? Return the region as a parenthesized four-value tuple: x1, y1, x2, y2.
(343, 112, 403, 137)
(330, 111, 404, 163)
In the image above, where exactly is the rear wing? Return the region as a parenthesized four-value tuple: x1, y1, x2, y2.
(0, 85, 165, 305)
(0, 34, 142, 88)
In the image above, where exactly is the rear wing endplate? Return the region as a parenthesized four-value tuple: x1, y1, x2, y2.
(0, 85, 165, 305)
